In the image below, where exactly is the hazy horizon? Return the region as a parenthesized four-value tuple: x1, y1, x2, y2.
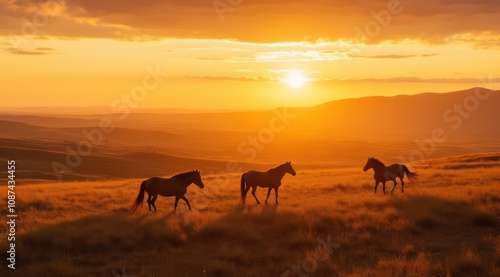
(0, 86, 497, 114)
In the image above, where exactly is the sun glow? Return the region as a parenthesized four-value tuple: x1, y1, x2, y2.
(284, 72, 307, 88)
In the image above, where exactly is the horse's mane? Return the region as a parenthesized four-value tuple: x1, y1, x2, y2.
(172, 171, 198, 180)
(369, 157, 385, 167)
(268, 163, 287, 173)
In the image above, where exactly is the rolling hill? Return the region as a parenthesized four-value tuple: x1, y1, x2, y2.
(2, 88, 498, 137)
(0, 137, 268, 182)
(290, 87, 500, 137)
(1, 88, 498, 182)
(0, 152, 498, 276)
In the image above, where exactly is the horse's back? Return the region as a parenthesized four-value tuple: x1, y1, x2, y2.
(387, 164, 405, 177)
(144, 177, 186, 196)
(144, 176, 164, 185)
(245, 170, 266, 179)
(143, 177, 161, 190)
(244, 170, 280, 187)
(245, 170, 263, 174)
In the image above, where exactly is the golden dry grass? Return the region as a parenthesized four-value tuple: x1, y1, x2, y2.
(1, 153, 499, 276)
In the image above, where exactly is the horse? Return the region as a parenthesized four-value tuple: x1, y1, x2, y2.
(241, 161, 296, 204)
(363, 157, 417, 194)
(130, 170, 205, 212)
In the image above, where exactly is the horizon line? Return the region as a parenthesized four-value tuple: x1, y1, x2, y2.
(0, 86, 496, 115)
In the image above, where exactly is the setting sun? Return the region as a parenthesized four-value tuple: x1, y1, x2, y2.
(284, 72, 307, 88)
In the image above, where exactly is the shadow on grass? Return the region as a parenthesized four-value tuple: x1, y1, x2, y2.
(3, 195, 497, 277)
(0, 210, 185, 276)
(193, 205, 291, 243)
(187, 205, 341, 277)
(390, 194, 498, 231)
(1, 205, 337, 277)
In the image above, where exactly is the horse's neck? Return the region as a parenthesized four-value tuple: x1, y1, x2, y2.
(175, 176, 192, 187)
(271, 166, 287, 179)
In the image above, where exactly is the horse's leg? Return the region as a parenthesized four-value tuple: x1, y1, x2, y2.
(244, 184, 251, 196)
(274, 187, 279, 204)
(382, 181, 386, 194)
(374, 181, 379, 193)
(251, 186, 260, 204)
(174, 196, 180, 212)
(147, 193, 152, 212)
(151, 194, 158, 212)
(391, 179, 397, 194)
(265, 187, 272, 204)
(180, 196, 192, 211)
(400, 177, 405, 193)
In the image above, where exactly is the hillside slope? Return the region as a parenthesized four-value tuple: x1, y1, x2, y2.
(0, 152, 498, 276)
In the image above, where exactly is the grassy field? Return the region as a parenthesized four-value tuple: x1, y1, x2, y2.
(1, 153, 499, 276)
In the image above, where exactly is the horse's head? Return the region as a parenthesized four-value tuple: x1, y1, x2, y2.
(284, 161, 296, 176)
(363, 157, 374, 172)
(192, 170, 205, 188)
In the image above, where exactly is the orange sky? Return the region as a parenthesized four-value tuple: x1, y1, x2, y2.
(1, 0, 499, 109)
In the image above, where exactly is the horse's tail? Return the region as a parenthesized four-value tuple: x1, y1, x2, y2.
(130, 181, 146, 212)
(402, 165, 418, 182)
(241, 173, 247, 204)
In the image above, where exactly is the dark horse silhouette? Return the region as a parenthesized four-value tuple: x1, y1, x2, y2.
(241, 161, 296, 204)
(363, 157, 417, 194)
(130, 170, 205, 212)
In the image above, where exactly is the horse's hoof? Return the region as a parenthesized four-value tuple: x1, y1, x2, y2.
(257, 202, 261, 205)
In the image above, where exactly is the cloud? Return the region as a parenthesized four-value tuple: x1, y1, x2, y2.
(163, 39, 448, 65)
(168, 75, 500, 84)
(35, 47, 54, 51)
(0, 0, 498, 45)
(317, 77, 500, 83)
(197, 57, 228, 61)
(6, 47, 55, 55)
(183, 76, 277, 82)
(350, 54, 438, 59)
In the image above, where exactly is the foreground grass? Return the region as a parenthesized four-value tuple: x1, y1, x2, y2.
(1, 153, 499, 276)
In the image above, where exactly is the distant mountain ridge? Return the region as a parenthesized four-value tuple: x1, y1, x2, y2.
(1, 87, 498, 182)
(288, 87, 500, 137)
(1, 88, 498, 137)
